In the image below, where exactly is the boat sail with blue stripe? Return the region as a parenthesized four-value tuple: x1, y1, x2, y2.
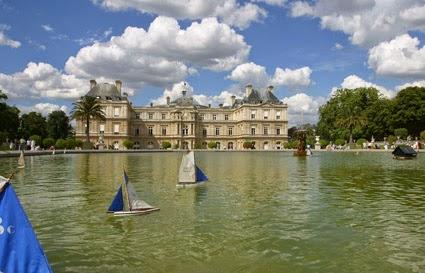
(178, 151, 208, 186)
(108, 170, 159, 216)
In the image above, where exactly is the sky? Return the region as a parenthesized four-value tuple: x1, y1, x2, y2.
(1, 0, 425, 125)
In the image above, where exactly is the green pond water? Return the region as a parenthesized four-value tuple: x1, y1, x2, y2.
(1, 152, 424, 273)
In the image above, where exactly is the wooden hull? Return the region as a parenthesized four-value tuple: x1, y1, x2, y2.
(18, 166, 25, 169)
(177, 180, 207, 188)
(109, 208, 159, 216)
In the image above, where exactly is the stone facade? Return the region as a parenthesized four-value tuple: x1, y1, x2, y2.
(75, 80, 289, 150)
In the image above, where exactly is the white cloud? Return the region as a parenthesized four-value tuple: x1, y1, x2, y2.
(290, 0, 425, 47)
(0, 62, 88, 99)
(396, 80, 425, 91)
(227, 62, 269, 87)
(255, 0, 287, 6)
(41, 24, 53, 32)
(18, 103, 69, 116)
(336, 74, 395, 98)
(0, 24, 20, 48)
(283, 93, 326, 126)
(271, 66, 312, 87)
(74, 27, 113, 46)
(368, 34, 425, 78)
(65, 16, 250, 89)
(333, 43, 344, 50)
(91, 0, 266, 29)
(228, 62, 312, 90)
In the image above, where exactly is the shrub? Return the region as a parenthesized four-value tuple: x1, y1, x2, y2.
(208, 141, 217, 149)
(162, 141, 171, 149)
(194, 142, 203, 149)
(420, 130, 425, 142)
(356, 138, 367, 147)
(319, 139, 329, 148)
(387, 135, 397, 145)
(30, 135, 41, 145)
(42, 137, 55, 148)
(123, 139, 134, 149)
(173, 143, 179, 149)
(66, 138, 76, 149)
(394, 128, 408, 140)
(55, 139, 67, 149)
(335, 139, 346, 146)
(243, 141, 252, 149)
(82, 141, 93, 150)
(0, 131, 8, 144)
(75, 139, 83, 148)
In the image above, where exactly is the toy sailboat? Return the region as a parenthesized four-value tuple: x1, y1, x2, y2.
(178, 151, 208, 186)
(107, 170, 159, 216)
(17, 150, 25, 169)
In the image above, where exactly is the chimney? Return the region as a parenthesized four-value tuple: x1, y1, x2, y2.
(245, 84, 253, 97)
(150, 102, 153, 107)
(208, 104, 211, 108)
(90, 79, 97, 89)
(182, 90, 187, 96)
(231, 95, 236, 106)
(219, 103, 223, 108)
(267, 85, 274, 93)
(115, 80, 122, 93)
(166, 96, 170, 105)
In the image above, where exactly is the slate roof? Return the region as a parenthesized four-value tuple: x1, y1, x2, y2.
(232, 88, 283, 107)
(85, 83, 123, 100)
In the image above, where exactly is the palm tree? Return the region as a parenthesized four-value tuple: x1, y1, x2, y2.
(71, 96, 106, 143)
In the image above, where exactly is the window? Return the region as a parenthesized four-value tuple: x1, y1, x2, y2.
(215, 127, 220, 136)
(251, 127, 256, 135)
(203, 128, 207, 136)
(182, 126, 188, 136)
(148, 113, 153, 119)
(264, 111, 269, 120)
(200, 114, 204, 120)
(162, 113, 166, 120)
(113, 124, 120, 134)
(228, 127, 233, 136)
(99, 124, 105, 134)
(213, 114, 217, 120)
(114, 107, 120, 117)
(264, 127, 268, 135)
(276, 128, 281, 135)
(135, 113, 140, 119)
(276, 111, 281, 120)
(224, 114, 229, 120)
(251, 110, 256, 119)
(148, 126, 153, 136)
(162, 127, 167, 136)
(135, 128, 140, 136)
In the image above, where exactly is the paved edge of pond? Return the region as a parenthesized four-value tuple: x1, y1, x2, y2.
(1, 149, 421, 158)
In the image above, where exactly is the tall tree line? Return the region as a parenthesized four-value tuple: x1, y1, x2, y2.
(317, 87, 425, 142)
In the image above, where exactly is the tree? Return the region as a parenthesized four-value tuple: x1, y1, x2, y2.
(55, 139, 67, 149)
(123, 139, 134, 149)
(0, 90, 20, 140)
(162, 141, 171, 149)
(47, 110, 71, 140)
(394, 128, 408, 140)
(20, 112, 47, 139)
(208, 141, 217, 149)
(391, 87, 425, 136)
(70, 96, 106, 143)
(42, 138, 55, 148)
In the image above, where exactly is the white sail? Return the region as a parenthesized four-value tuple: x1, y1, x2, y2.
(179, 151, 196, 183)
(126, 181, 154, 210)
(18, 150, 25, 168)
(0, 175, 8, 191)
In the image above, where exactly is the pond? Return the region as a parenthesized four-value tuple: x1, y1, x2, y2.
(1, 152, 424, 273)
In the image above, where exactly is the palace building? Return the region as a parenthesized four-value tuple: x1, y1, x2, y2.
(75, 80, 288, 150)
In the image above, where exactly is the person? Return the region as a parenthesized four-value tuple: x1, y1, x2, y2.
(9, 141, 14, 150)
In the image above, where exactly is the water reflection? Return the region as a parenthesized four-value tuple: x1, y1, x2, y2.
(0, 152, 424, 273)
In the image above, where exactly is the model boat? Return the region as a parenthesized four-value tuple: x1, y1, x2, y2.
(178, 151, 208, 186)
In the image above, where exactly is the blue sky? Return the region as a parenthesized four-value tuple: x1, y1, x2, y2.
(1, 0, 425, 124)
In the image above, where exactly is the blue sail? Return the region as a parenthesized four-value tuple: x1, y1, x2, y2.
(0, 181, 52, 273)
(195, 166, 208, 182)
(108, 186, 124, 212)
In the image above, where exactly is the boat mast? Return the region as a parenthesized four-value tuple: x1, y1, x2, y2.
(122, 173, 132, 211)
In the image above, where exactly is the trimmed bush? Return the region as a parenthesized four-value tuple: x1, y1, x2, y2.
(335, 139, 346, 146)
(194, 142, 202, 149)
(387, 135, 397, 145)
(356, 138, 367, 147)
(420, 130, 425, 142)
(319, 139, 329, 148)
(162, 141, 171, 149)
(30, 135, 41, 146)
(66, 138, 76, 149)
(208, 141, 217, 149)
(243, 141, 253, 149)
(42, 137, 55, 148)
(0, 131, 8, 144)
(82, 141, 93, 150)
(75, 139, 83, 148)
(394, 128, 408, 140)
(123, 139, 134, 149)
(55, 139, 67, 149)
